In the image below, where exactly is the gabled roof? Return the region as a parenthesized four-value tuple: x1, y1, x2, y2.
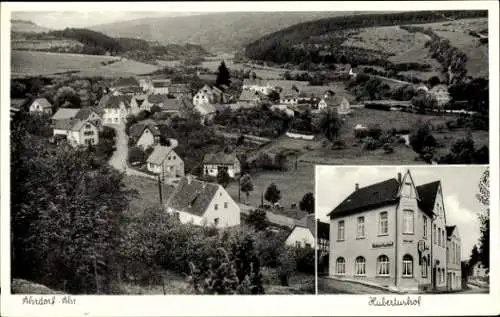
(52, 108, 80, 121)
(196, 103, 217, 115)
(53, 118, 76, 130)
(152, 80, 172, 88)
(104, 95, 132, 109)
(147, 145, 177, 165)
(239, 89, 261, 102)
(129, 122, 161, 139)
(32, 98, 52, 108)
(322, 96, 348, 107)
(162, 98, 185, 112)
(328, 178, 400, 219)
(317, 220, 330, 240)
(166, 177, 220, 217)
(416, 181, 440, 216)
(446, 225, 456, 238)
(167, 83, 190, 93)
(147, 94, 170, 105)
(117, 86, 143, 94)
(70, 120, 95, 132)
(74, 108, 99, 120)
(295, 214, 316, 234)
(203, 152, 239, 165)
(113, 77, 139, 87)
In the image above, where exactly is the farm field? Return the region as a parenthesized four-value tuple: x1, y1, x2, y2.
(11, 50, 161, 77)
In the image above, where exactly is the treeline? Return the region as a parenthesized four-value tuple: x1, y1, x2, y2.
(15, 28, 209, 63)
(244, 10, 486, 68)
(400, 25, 468, 83)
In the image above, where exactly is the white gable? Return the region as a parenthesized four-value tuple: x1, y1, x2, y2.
(398, 170, 419, 200)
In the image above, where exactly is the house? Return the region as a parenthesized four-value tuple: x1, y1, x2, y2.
(242, 78, 273, 95)
(328, 170, 457, 292)
(98, 94, 133, 124)
(29, 98, 53, 115)
(280, 90, 300, 106)
(194, 103, 217, 123)
(165, 176, 240, 227)
(53, 119, 99, 147)
(238, 89, 263, 107)
(110, 77, 140, 94)
(129, 122, 161, 149)
(139, 78, 152, 94)
(471, 261, 488, 278)
(114, 86, 143, 96)
(52, 108, 102, 130)
(429, 84, 451, 108)
(166, 83, 192, 99)
(193, 85, 223, 107)
(285, 214, 316, 248)
(146, 145, 184, 179)
(151, 79, 172, 95)
(203, 152, 241, 178)
(317, 96, 351, 114)
(446, 225, 462, 291)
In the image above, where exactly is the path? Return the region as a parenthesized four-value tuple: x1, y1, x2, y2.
(105, 123, 156, 179)
(318, 277, 390, 294)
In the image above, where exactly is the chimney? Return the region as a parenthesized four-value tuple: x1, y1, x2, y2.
(355, 183, 359, 191)
(397, 172, 402, 184)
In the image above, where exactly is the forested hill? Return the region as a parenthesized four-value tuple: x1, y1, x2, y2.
(244, 10, 488, 64)
(12, 27, 210, 62)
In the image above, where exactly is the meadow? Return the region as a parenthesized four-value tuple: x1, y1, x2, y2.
(11, 50, 161, 77)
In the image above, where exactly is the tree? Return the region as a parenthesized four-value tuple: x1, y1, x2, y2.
(128, 146, 147, 164)
(264, 183, 281, 205)
(409, 120, 437, 154)
(469, 244, 480, 267)
(318, 108, 342, 142)
(245, 209, 268, 231)
(216, 60, 231, 88)
(411, 94, 438, 113)
(54, 86, 81, 108)
(428, 76, 441, 87)
(299, 192, 315, 214)
(240, 174, 254, 203)
(274, 151, 287, 171)
(217, 168, 231, 188)
(268, 90, 280, 103)
(476, 168, 489, 268)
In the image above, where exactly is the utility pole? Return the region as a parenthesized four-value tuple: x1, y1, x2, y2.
(238, 176, 241, 202)
(158, 174, 163, 206)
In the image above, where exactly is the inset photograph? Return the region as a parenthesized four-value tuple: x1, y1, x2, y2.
(316, 165, 489, 294)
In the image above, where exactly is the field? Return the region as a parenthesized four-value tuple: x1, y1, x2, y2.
(124, 175, 174, 215)
(419, 18, 488, 78)
(11, 50, 161, 77)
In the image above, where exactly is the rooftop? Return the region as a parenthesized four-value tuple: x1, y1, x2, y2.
(166, 177, 220, 217)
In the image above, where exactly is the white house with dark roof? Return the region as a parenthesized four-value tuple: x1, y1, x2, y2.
(242, 78, 274, 95)
(203, 152, 241, 178)
(29, 98, 53, 115)
(328, 169, 455, 292)
(151, 79, 172, 95)
(285, 214, 316, 248)
(53, 119, 99, 147)
(317, 96, 351, 114)
(52, 107, 102, 130)
(165, 176, 240, 227)
(98, 94, 132, 124)
(146, 145, 184, 179)
(129, 122, 162, 149)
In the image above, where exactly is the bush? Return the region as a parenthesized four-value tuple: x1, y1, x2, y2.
(363, 137, 381, 151)
(436, 123, 446, 133)
(293, 247, 315, 274)
(331, 139, 346, 150)
(383, 143, 394, 154)
(277, 248, 296, 286)
(128, 146, 146, 164)
(410, 121, 437, 154)
(354, 128, 369, 139)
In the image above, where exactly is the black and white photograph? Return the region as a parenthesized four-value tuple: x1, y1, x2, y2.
(316, 165, 490, 294)
(1, 1, 499, 316)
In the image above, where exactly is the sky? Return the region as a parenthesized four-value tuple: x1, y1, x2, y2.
(11, 11, 203, 29)
(316, 165, 489, 260)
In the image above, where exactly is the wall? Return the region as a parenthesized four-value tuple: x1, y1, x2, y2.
(432, 184, 447, 290)
(329, 204, 397, 286)
(203, 186, 241, 227)
(285, 227, 315, 248)
(286, 132, 315, 140)
(162, 151, 184, 178)
(203, 164, 238, 178)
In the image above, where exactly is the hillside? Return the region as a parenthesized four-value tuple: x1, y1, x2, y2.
(244, 10, 488, 79)
(11, 19, 51, 33)
(90, 12, 368, 53)
(11, 27, 210, 64)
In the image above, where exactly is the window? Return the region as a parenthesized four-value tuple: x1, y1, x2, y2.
(295, 241, 301, 248)
(356, 217, 365, 238)
(442, 231, 445, 249)
(377, 255, 390, 276)
(354, 256, 366, 275)
(224, 202, 228, 208)
(403, 210, 414, 234)
(433, 224, 437, 244)
(402, 254, 413, 277)
(336, 257, 346, 275)
(214, 204, 218, 210)
(379, 212, 388, 235)
(423, 216, 427, 238)
(438, 228, 441, 247)
(337, 220, 345, 241)
(421, 257, 428, 278)
(214, 218, 219, 226)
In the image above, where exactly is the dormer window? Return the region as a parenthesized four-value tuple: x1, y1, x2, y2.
(402, 181, 413, 198)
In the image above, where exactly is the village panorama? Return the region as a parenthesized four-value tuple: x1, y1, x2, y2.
(10, 10, 489, 295)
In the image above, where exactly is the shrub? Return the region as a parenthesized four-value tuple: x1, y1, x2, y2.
(354, 128, 369, 139)
(410, 121, 437, 154)
(293, 247, 315, 274)
(128, 146, 146, 164)
(277, 248, 296, 286)
(363, 137, 381, 151)
(246, 209, 269, 231)
(383, 143, 394, 154)
(331, 139, 346, 150)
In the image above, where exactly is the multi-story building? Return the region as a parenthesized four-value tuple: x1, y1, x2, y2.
(328, 170, 457, 292)
(446, 226, 462, 291)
